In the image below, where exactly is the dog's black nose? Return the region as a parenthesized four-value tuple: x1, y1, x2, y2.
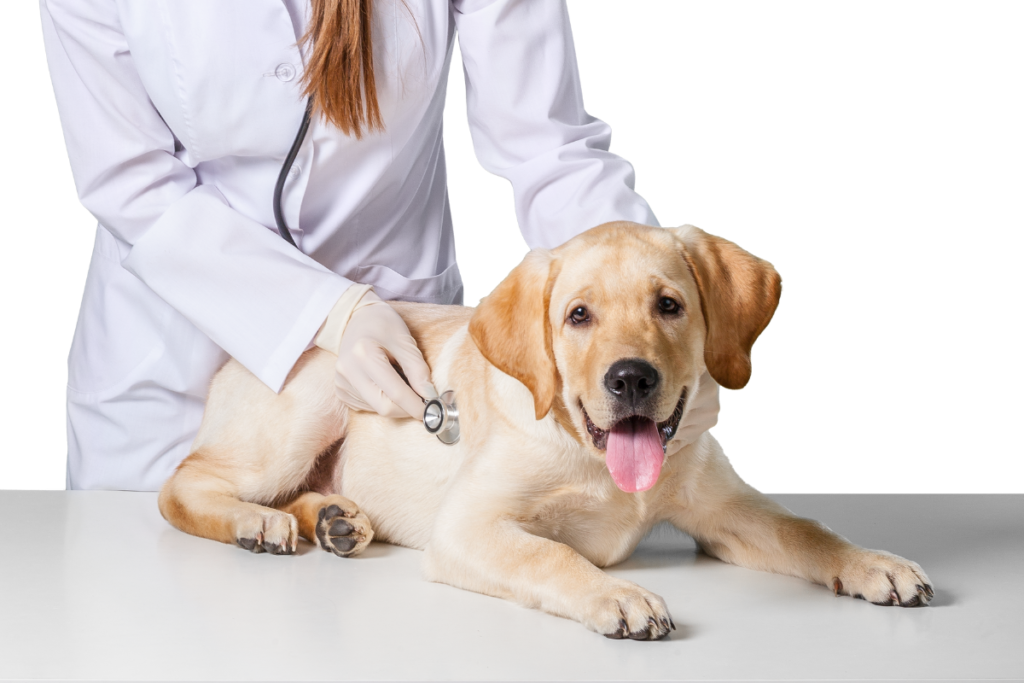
(604, 359, 659, 407)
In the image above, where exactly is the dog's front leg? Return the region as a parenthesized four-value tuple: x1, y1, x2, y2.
(670, 436, 933, 606)
(424, 514, 674, 639)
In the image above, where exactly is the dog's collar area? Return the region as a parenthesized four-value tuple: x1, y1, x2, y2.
(581, 390, 687, 453)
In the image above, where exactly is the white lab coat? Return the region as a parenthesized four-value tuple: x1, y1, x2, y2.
(42, 0, 661, 491)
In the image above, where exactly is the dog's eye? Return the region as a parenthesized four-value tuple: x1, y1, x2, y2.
(569, 306, 590, 325)
(658, 297, 682, 315)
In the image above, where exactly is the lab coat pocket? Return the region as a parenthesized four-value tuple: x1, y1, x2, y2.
(348, 262, 463, 305)
(66, 246, 172, 400)
(67, 227, 228, 402)
(66, 227, 171, 397)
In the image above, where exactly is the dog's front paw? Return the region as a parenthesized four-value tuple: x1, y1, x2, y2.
(582, 580, 675, 640)
(833, 550, 934, 606)
(315, 496, 374, 558)
(235, 509, 297, 555)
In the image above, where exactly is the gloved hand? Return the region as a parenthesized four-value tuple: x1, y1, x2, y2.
(316, 285, 437, 419)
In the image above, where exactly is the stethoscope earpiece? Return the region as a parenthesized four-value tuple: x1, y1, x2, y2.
(423, 390, 459, 444)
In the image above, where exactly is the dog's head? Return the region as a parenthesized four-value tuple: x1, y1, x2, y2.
(469, 222, 781, 493)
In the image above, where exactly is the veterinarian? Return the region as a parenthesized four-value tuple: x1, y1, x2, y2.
(43, 0, 720, 491)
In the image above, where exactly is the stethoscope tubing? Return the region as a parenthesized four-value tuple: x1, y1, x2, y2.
(273, 97, 314, 248)
(272, 98, 458, 444)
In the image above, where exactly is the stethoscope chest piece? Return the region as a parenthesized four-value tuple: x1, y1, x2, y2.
(423, 390, 459, 444)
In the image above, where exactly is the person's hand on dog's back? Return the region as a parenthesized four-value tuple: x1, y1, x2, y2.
(316, 287, 437, 419)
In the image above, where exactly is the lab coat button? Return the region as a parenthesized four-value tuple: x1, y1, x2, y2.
(288, 165, 301, 178)
(275, 63, 296, 82)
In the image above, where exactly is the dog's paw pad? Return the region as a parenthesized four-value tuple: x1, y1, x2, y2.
(320, 503, 356, 520)
(315, 496, 373, 558)
(237, 536, 260, 552)
(261, 541, 292, 556)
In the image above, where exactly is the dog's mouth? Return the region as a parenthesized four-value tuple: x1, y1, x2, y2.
(581, 390, 687, 493)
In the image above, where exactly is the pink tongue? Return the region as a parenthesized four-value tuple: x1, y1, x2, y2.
(606, 417, 664, 493)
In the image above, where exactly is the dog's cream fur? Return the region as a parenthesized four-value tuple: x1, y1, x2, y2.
(160, 222, 932, 639)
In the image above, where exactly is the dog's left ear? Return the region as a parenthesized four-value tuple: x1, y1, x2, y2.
(469, 249, 561, 420)
(673, 225, 782, 390)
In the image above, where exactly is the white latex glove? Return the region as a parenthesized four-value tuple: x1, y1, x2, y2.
(315, 286, 437, 418)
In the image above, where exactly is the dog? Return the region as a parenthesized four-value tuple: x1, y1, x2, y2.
(159, 222, 933, 640)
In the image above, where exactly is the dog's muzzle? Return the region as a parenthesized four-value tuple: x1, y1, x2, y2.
(582, 389, 687, 452)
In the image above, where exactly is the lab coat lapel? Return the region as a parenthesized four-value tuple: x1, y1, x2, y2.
(118, 1, 308, 163)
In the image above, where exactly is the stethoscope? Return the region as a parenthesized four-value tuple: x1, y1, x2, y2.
(274, 98, 460, 444)
(422, 390, 460, 444)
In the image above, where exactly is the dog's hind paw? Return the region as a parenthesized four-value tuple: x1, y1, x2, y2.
(235, 510, 297, 555)
(315, 496, 374, 558)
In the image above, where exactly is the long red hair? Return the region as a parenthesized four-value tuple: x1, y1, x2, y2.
(301, 0, 383, 138)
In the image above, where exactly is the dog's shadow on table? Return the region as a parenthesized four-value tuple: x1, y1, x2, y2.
(613, 522, 703, 571)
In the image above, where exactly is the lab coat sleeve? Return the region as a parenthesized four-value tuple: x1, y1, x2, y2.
(41, 0, 352, 392)
(452, 0, 659, 249)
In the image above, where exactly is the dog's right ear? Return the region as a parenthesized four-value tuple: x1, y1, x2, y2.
(469, 249, 561, 420)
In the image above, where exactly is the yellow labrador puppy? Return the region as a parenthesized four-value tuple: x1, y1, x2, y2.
(160, 222, 932, 640)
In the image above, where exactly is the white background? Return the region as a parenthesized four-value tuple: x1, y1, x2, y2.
(1, 1, 1021, 492)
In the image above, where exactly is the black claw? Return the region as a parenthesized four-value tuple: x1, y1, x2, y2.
(853, 593, 865, 601)
(670, 618, 676, 631)
(923, 584, 935, 599)
(901, 594, 921, 607)
(237, 537, 257, 551)
(329, 519, 354, 536)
